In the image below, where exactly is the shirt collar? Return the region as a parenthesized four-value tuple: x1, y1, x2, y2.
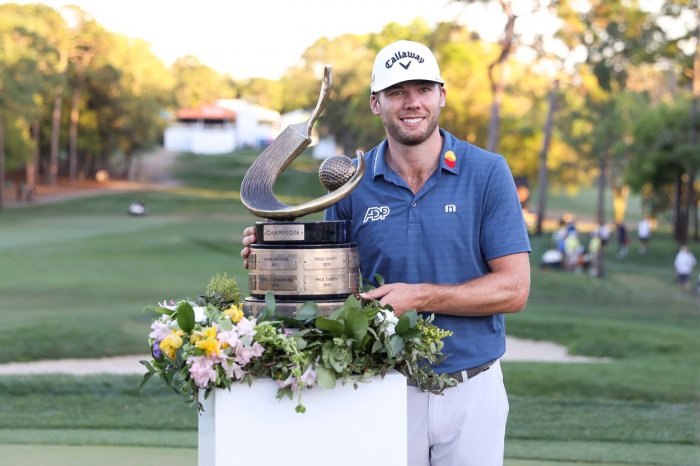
(371, 129, 460, 179)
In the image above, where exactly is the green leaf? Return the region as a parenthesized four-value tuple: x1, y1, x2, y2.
(154, 306, 174, 315)
(374, 273, 385, 286)
(342, 306, 369, 343)
(341, 294, 363, 313)
(388, 334, 404, 358)
(175, 301, 195, 332)
(315, 316, 345, 336)
(395, 311, 417, 335)
(399, 328, 422, 340)
(139, 371, 154, 390)
(297, 302, 319, 321)
(315, 365, 337, 388)
(257, 292, 276, 321)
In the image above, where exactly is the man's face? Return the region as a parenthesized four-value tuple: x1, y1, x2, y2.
(370, 81, 446, 146)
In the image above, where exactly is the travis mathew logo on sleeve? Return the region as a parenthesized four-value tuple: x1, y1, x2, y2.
(385, 50, 425, 70)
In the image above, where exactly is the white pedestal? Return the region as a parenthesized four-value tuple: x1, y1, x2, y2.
(198, 371, 407, 466)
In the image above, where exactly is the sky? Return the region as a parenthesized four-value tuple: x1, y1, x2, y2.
(17, 0, 496, 80)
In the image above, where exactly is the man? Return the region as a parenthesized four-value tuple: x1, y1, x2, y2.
(242, 40, 531, 466)
(637, 217, 651, 254)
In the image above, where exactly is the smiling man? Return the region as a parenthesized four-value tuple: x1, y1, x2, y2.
(242, 40, 531, 466)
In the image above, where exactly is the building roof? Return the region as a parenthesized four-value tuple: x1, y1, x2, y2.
(176, 104, 236, 121)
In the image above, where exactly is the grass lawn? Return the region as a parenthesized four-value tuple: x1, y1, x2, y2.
(0, 149, 698, 465)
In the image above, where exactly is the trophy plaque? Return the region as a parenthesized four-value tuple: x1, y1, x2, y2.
(240, 66, 366, 317)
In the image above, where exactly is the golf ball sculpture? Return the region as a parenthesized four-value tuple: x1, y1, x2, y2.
(319, 155, 357, 192)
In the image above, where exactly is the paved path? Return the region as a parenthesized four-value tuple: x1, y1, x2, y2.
(0, 337, 605, 376)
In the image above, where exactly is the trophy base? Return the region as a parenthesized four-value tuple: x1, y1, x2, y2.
(242, 297, 348, 318)
(244, 220, 359, 317)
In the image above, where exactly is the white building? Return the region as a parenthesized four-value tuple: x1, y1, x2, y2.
(163, 100, 280, 155)
(164, 99, 339, 157)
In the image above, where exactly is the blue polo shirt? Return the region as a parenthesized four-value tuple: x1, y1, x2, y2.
(325, 129, 531, 373)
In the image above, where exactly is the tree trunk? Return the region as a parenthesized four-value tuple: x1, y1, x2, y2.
(27, 121, 39, 191)
(596, 154, 607, 226)
(69, 83, 81, 181)
(486, 0, 516, 153)
(49, 84, 64, 186)
(535, 80, 558, 235)
(487, 81, 504, 153)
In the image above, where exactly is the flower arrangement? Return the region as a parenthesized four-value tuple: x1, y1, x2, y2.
(141, 274, 455, 413)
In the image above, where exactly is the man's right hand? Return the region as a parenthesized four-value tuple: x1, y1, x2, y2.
(240, 226, 257, 269)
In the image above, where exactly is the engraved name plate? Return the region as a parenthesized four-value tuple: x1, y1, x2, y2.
(263, 224, 305, 242)
(257, 253, 298, 270)
(304, 250, 348, 270)
(304, 272, 348, 292)
(256, 274, 298, 291)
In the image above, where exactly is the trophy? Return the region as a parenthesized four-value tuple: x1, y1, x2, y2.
(240, 66, 366, 317)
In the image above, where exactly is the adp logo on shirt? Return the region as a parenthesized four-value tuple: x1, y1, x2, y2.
(363, 206, 390, 223)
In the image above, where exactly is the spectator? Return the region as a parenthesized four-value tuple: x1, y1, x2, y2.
(564, 232, 582, 272)
(637, 217, 651, 254)
(616, 223, 628, 259)
(597, 223, 610, 246)
(588, 231, 603, 277)
(674, 245, 697, 292)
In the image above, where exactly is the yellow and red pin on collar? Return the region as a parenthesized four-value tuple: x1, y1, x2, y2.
(444, 150, 456, 168)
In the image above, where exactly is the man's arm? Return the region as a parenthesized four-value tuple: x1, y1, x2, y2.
(358, 252, 530, 317)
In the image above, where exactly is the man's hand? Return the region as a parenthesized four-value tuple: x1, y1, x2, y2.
(359, 283, 423, 316)
(240, 226, 256, 269)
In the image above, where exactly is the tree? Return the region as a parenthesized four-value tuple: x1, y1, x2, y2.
(626, 98, 699, 243)
(0, 4, 56, 207)
(171, 55, 233, 109)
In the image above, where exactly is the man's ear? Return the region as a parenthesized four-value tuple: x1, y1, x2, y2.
(370, 94, 381, 115)
(439, 86, 446, 108)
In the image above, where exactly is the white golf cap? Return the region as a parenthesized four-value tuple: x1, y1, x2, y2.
(370, 40, 444, 93)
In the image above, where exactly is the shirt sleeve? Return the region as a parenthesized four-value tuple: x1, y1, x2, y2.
(479, 157, 531, 260)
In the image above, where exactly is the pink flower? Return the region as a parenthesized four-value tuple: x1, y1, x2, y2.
(187, 356, 217, 388)
(217, 329, 240, 348)
(149, 319, 171, 341)
(251, 342, 264, 357)
(234, 344, 257, 365)
(236, 318, 256, 338)
(223, 360, 246, 380)
(300, 366, 317, 388)
(277, 375, 296, 390)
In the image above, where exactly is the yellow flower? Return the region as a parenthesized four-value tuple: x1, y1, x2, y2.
(193, 326, 221, 357)
(195, 337, 222, 357)
(190, 326, 217, 344)
(160, 330, 185, 360)
(224, 304, 244, 323)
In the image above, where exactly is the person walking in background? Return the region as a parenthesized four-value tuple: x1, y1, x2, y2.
(674, 245, 696, 292)
(637, 217, 651, 254)
(597, 223, 610, 247)
(242, 40, 531, 466)
(616, 223, 628, 259)
(588, 231, 603, 277)
(564, 231, 582, 272)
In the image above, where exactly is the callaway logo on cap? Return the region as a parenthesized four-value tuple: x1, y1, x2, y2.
(370, 40, 445, 93)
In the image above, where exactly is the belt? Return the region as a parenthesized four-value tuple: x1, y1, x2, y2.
(407, 360, 496, 391)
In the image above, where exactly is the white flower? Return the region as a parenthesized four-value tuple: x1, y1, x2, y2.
(193, 306, 207, 323)
(157, 300, 177, 310)
(375, 309, 398, 336)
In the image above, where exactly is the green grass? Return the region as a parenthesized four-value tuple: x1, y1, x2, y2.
(1, 150, 698, 465)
